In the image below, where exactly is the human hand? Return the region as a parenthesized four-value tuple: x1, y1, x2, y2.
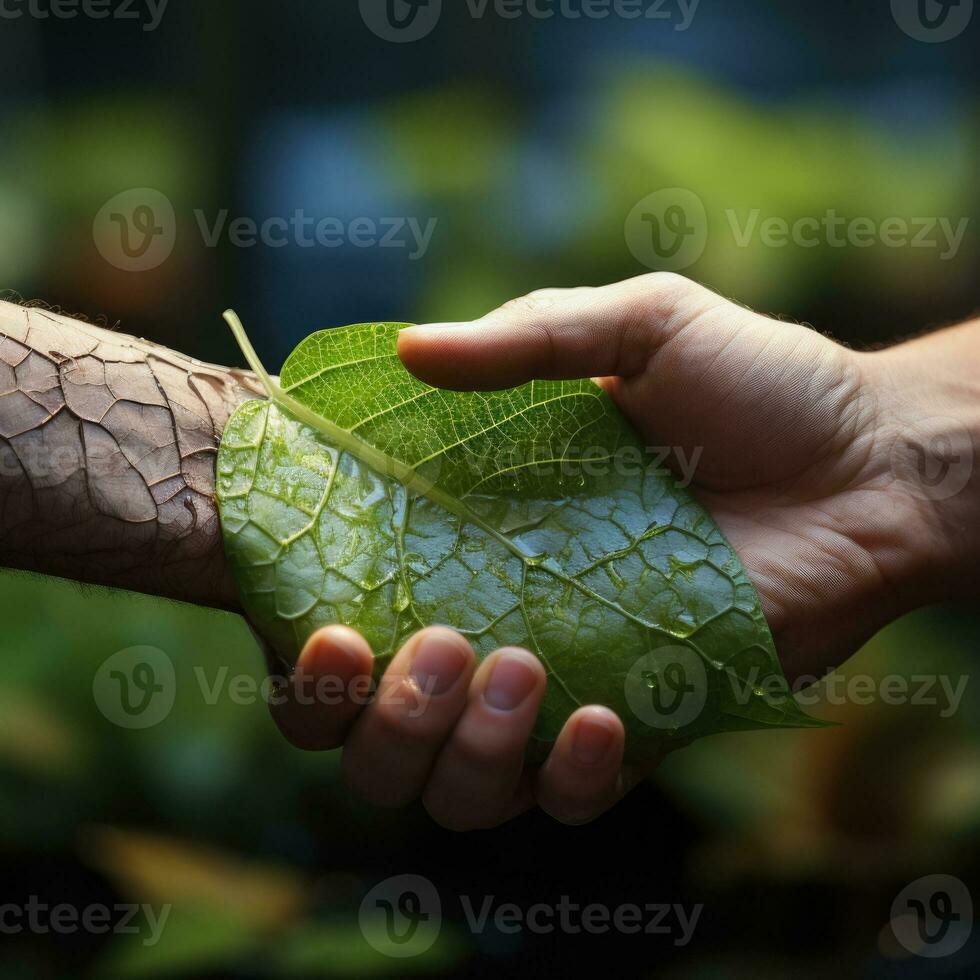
(270, 624, 651, 830)
(398, 273, 978, 681)
(270, 273, 978, 829)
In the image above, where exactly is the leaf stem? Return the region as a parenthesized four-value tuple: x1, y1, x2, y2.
(223, 309, 278, 400)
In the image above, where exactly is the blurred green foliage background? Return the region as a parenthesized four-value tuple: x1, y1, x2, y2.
(1, 0, 978, 976)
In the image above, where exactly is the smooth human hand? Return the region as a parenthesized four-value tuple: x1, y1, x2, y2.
(270, 272, 979, 830)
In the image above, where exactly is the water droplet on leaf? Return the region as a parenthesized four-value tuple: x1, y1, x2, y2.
(392, 582, 410, 612)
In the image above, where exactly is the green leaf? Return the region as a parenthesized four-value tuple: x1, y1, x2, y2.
(217, 315, 825, 762)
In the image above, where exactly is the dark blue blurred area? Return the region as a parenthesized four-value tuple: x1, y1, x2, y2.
(2, 0, 977, 361)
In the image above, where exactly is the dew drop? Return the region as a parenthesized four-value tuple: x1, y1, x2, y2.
(392, 581, 411, 613)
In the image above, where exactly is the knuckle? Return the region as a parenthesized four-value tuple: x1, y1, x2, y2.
(627, 271, 720, 345)
(451, 732, 507, 771)
(639, 271, 703, 304)
(496, 293, 554, 318)
(634, 271, 696, 316)
(370, 696, 444, 743)
(640, 270, 691, 294)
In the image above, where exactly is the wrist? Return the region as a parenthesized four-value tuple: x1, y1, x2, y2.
(860, 324, 980, 606)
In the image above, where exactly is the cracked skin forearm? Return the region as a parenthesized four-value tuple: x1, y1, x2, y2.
(0, 300, 264, 610)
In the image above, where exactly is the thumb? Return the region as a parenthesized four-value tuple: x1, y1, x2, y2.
(396, 273, 724, 391)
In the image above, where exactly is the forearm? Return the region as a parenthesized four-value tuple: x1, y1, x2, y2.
(864, 318, 980, 604)
(0, 301, 263, 609)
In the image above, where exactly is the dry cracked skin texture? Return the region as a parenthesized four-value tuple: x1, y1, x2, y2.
(0, 301, 264, 609)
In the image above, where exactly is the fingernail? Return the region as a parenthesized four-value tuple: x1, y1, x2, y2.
(300, 627, 364, 676)
(484, 652, 539, 711)
(409, 633, 468, 697)
(572, 716, 616, 766)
